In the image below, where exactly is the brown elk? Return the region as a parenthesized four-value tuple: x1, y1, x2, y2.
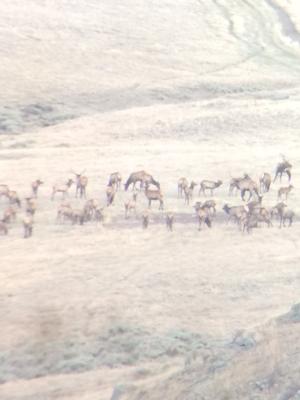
(223, 204, 247, 224)
(109, 172, 122, 190)
(236, 175, 259, 201)
(229, 176, 245, 196)
(125, 192, 138, 219)
(31, 179, 43, 198)
(278, 184, 293, 201)
(178, 177, 188, 198)
(51, 179, 74, 200)
(247, 195, 263, 213)
(23, 215, 33, 238)
(197, 206, 212, 231)
(194, 200, 216, 215)
(184, 181, 197, 205)
(271, 202, 294, 228)
(145, 186, 164, 210)
(274, 159, 292, 182)
(56, 203, 73, 223)
(72, 171, 88, 198)
(199, 180, 222, 196)
(125, 171, 160, 191)
(259, 173, 271, 193)
(83, 199, 99, 221)
(166, 213, 174, 231)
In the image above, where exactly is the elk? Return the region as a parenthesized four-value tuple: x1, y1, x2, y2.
(0, 221, 8, 235)
(240, 213, 259, 234)
(124, 171, 160, 191)
(142, 212, 149, 229)
(197, 206, 212, 231)
(194, 200, 216, 215)
(106, 183, 116, 206)
(109, 172, 122, 190)
(236, 175, 259, 201)
(271, 202, 294, 228)
(25, 197, 37, 216)
(278, 184, 293, 201)
(259, 173, 271, 193)
(145, 186, 164, 210)
(23, 215, 33, 238)
(223, 204, 248, 224)
(0, 184, 9, 199)
(229, 176, 245, 196)
(178, 177, 188, 198)
(184, 181, 197, 205)
(7, 190, 21, 207)
(250, 207, 272, 227)
(94, 207, 104, 223)
(51, 179, 74, 200)
(56, 203, 73, 223)
(31, 179, 43, 198)
(72, 171, 88, 198)
(83, 199, 99, 221)
(2, 206, 17, 224)
(124, 192, 138, 219)
(199, 180, 222, 196)
(166, 213, 174, 231)
(274, 159, 292, 182)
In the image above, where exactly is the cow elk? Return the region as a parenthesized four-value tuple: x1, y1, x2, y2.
(72, 171, 88, 199)
(145, 186, 164, 210)
(125, 192, 138, 219)
(184, 181, 197, 205)
(8, 191, 21, 207)
(106, 183, 116, 207)
(23, 215, 34, 238)
(274, 158, 292, 183)
(278, 185, 293, 201)
(51, 179, 74, 200)
(125, 171, 160, 191)
(199, 180, 222, 196)
(0, 221, 8, 235)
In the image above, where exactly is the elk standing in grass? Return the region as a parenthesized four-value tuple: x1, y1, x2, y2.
(178, 177, 188, 198)
(166, 213, 174, 231)
(125, 192, 138, 219)
(271, 202, 294, 228)
(83, 199, 99, 221)
(197, 206, 212, 231)
(72, 171, 88, 199)
(56, 203, 73, 223)
(199, 180, 222, 196)
(229, 176, 245, 196)
(109, 172, 122, 191)
(125, 171, 160, 191)
(223, 204, 247, 224)
(236, 175, 259, 201)
(51, 179, 74, 200)
(31, 179, 43, 198)
(278, 184, 293, 201)
(145, 185, 164, 210)
(274, 158, 292, 183)
(184, 181, 197, 205)
(259, 173, 271, 193)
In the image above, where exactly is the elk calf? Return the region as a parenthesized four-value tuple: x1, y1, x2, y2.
(125, 192, 138, 219)
(278, 185, 293, 201)
(199, 180, 222, 196)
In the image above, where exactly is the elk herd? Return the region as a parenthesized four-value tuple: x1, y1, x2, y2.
(0, 158, 297, 238)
